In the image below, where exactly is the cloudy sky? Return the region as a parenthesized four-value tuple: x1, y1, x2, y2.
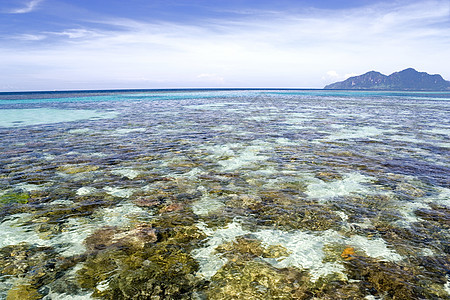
(0, 0, 449, 91)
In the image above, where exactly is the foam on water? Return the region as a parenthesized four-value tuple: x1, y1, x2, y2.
(0, 108, 117, 128)
(305, 172, 375, 200)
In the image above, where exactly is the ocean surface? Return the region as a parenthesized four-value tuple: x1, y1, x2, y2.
(0, 89, 449, 299)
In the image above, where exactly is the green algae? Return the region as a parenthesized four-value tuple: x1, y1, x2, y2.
(6, 284, 42, 300)
(77, 242, 204, 299)
(77, 212, 207, 299)
(57, 164, 100, 174)
(0, 192, 29, 206)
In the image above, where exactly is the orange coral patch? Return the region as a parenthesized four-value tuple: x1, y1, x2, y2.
(341, 247, 356, 260)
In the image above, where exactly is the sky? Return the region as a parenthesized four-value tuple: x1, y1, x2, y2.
(0, 0, 449, 91)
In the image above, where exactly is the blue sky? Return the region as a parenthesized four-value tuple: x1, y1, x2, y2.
(0, 0, 449, 91)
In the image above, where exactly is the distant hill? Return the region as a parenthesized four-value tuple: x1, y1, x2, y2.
(324, 68, 450, 91)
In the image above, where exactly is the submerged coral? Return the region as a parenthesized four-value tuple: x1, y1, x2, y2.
(76, 213, 207, 299)
(207, 260, 311, 299)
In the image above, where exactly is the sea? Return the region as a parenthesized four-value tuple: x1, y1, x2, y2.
(0, 89, 449, 299)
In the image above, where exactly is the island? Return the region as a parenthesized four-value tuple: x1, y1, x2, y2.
(324, 68, 450, 91)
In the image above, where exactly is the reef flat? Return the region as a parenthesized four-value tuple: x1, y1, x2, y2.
(0, 89, 449, 299)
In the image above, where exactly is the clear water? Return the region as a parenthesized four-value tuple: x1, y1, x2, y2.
(0, 89, 449, 299)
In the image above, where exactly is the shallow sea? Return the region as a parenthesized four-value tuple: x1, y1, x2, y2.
(0, 89, 449, 299)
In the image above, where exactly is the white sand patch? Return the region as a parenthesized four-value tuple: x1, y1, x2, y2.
(97, 202, 150, 228)
(114, 128, 146, 135)
(0, 201, 150, 257)
(88, 152, 108, 158)
(192, 221, 248, 279)
(427, 127, 450, 136)
(249, 115, 273, 121)
(49, 218, 94, 257)
(274, 137, 296, 145)
(43, 291, 93, 300)
(204, 144, 238, 158)
(43, 154, 56, 160)
(193, 220, 403, 281)
(285, 112, 316, 122)
(421, 248, 434, 256)
(192, 195, 224, 216)
(49, 199, 73, 205)
(346, 235, 402, 261)
(0, 214, 46, 248)
(185, 102, 244, 110)
(306, 173, 374, 200)
(395, 201, 431, 225)
(445, 275, 450, 295)
(111, 168, 141, 179)
(326, 126, 385, 140)
(103, 187, 135, 198)
(387, 135, 421, 144)
(15, 183, 45, 192)
(76, 187, 97, 196)
(172, 167, 204, 180)
(218, 145, 270, 171)
(52, 202, 151, 256)
(256, 229, 346, 281)
(423, 187, 450, 207)
(212, 124, 235, 132)
(68, 128, 92, 134)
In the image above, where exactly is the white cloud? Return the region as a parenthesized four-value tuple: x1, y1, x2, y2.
(1, 0, 449, 90)
(49, 29, 103, 39)
(9, 0, 43, 14)
(325, 71, 339, 79)
(14, 33, 46, 41)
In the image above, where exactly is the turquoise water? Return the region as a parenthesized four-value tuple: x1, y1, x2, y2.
(0, 90, 449, 299)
